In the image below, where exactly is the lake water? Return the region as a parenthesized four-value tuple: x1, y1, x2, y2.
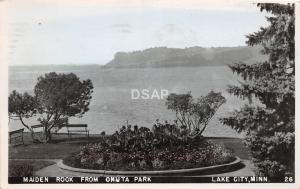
(9, 66, 246, 137)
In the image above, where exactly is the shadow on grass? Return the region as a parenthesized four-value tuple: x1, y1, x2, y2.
(9, 160, 56, 177)
(9, 133, 251, 163)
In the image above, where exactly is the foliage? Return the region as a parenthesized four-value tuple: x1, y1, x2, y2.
(64, 124, 233, 171)
(9, 160, 55, 177)
(9, 72, 94, 143)
(106, 46, 264, 68)
(165, 92, 193, 130)
(221, 3, 294, 179)
(9, 91, 37, 138)
(9, 162, 34, 177)
(107, 121, 190, 151)
(166, 91, 226, 135)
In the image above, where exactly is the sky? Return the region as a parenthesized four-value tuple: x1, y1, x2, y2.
(7, 0, 270, 65)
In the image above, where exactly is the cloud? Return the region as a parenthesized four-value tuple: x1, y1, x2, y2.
(153, 24, 199, 48)
(120, 29, 132, 33)
(8, 0, 283, 11)
(111, 23, 131, 28)
(7, 0, 268, 28)
(111, 23, 132, 34)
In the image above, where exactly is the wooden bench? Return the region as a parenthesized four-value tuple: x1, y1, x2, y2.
(9, 128, 24, 145)
(31, 124, 45, 131)
(31, 124, 89, 138)
(66, 124, 89, 138)
(31, 124, 61, 134)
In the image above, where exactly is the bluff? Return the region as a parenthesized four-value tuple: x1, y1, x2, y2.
(104, 46, 266, 68)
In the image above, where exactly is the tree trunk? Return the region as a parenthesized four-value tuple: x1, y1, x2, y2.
(44, 128, 52, 143)
(199, 123, 208, 136)
(18, 115, 41, 143)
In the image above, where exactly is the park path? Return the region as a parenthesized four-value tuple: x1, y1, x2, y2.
(35, 159, 255, 177)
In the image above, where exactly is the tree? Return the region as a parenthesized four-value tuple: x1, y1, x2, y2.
(9, 91, 37, 140)
(190, 91, 226, 135)
(9, 72, 94, 143)
(221, 3, 294, 179)
(165, 92, 193, 131)
(166, 91, 226, 136)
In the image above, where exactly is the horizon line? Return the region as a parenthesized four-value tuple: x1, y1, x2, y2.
(9, 44, 256, 66)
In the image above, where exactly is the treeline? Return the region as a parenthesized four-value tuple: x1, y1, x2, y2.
(104, 46, 266, 68)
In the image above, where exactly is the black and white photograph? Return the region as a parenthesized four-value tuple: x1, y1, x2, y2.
(0, 0, 298, 187)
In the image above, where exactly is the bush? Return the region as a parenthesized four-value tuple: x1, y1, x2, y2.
(166, 91, 226, 135)
(9, 163, 34, 177)
(64, 123, 234, 171)
(8, 160, 55, 177)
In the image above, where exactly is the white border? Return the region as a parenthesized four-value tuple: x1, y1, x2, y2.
(1, 0, 299, 189)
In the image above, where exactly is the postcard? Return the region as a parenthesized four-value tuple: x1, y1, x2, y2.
(0, 0, 299, 188)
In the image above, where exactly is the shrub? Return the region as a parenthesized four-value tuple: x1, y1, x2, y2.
(9, 163, 34, 177)
(64, 124, 234, 171)
(166, 91, 226, 135)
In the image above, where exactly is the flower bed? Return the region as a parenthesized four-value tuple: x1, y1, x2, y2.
(64, 141, 234, 171)
(63, 123, 234, 171)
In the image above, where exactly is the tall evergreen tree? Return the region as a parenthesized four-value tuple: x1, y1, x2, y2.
(221, 3, 295, 179)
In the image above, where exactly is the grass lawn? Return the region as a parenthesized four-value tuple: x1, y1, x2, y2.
(9, 133, 104, 176)
(9, 133, 251, 160)
(9, 132, 103, 159)
(8, 132, 251, 176)
(9, 160, 55, 177)
(206, 137, 251, 160)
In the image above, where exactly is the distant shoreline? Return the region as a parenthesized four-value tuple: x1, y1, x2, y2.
(9, 64, 230, 69)
(9, 45, 266, 69)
